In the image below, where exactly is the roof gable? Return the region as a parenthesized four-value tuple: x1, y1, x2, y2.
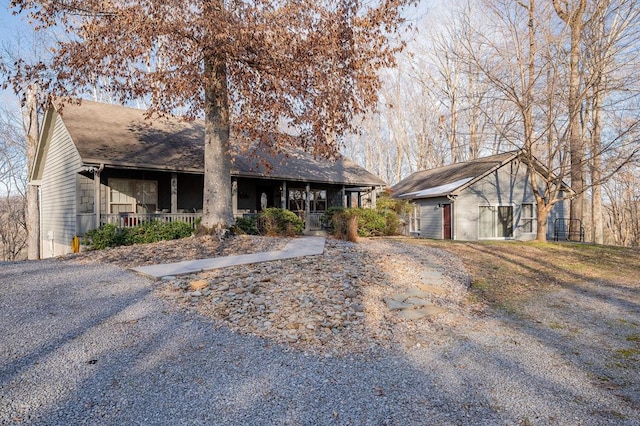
(30, 108, 82, 182)
(49, 100, 386, 187)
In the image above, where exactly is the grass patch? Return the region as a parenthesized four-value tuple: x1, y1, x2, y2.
(615, 348, 640, 360)
(399, 238, 640, 314)
(626, 334, 640, 343)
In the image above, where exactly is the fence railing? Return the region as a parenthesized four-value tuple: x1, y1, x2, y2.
(306, 212, 324, 230)
(554, 218, 585, 242)
(100, 213, 201, 229)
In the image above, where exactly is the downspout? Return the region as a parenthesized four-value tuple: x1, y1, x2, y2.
(447, 194, 457, 240)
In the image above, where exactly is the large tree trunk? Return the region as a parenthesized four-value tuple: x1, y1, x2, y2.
(200, 51, 233, 232)
(25, 85, 40, 260)
(553, 0, 587, 240)
(590, 85, 604, 244)
(535, 200, 554, 243)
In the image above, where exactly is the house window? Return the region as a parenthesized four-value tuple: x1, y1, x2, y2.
(109, 178, 158, 214)
(288, 189, 306, 212)
(310, 189, 327, 212)
(287, 188, 327, 212)
(521, 203, 535, 233)
(479, 205, 513, 239)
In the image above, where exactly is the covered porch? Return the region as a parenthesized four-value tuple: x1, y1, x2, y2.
(76, 167, 379, 234)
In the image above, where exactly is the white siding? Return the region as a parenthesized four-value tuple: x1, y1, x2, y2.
(40, 115, 82, 258)
(418, 198, 446, 239)
(454, 160, 532, 240)
(410, 158, 569, 241)
(453, 159, 566, 241)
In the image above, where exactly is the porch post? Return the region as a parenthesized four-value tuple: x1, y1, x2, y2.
(170, 173, 178, 213)
(357, 192, 362, 208)
(370, 186, 377, 209)
(341, 185, 347, 208)
(305, 183, 310, 232)
(231, 178, 238, 216)
(281, 181, 287, 209)
(94, 166, 103, 229)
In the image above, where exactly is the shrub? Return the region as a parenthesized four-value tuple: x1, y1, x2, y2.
(346, 215, 358, 242)
(233, 216, 259, 235)
(258, 208, 304, 236)
(330, 207, 402, 239)
(320, 206, 344, 230)
(383, 210, 401, 236)
(83, 220, 194, 250)
(83, 223, 127, 250)
(133, 220, 194, 243)
(376, 192, 412, 215)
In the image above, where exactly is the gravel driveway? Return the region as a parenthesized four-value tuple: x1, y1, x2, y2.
(1, 253, 638, 425)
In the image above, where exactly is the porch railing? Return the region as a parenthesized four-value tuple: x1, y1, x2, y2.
(234, 211, 325, 231)
(306, 212, 324, 230)
(100, 213, 201, 229)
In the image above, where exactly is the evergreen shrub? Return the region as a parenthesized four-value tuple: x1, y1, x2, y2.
(83, 220, 194, 250)
(258, 208, 304, 236)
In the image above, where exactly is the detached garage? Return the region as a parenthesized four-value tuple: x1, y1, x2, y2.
(391, 151, 571, 241)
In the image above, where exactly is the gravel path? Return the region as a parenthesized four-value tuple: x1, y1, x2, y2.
(1, 241, 638, 425)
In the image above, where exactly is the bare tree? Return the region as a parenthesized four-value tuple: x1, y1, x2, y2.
(603, 164, 640, 246)
(0, 103, 27, 260)
(581, 0, 640, 244)
(552, 0, 589, 237)
(23, 85, 39, 259)
(452, 0, 571, 241)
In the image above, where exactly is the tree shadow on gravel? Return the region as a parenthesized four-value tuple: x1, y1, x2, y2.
(2, 245, 639, 425)
(419, 240, 640, 415)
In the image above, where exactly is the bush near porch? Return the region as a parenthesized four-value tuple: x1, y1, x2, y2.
(83, 221, 194, 250)
(325, 207, 402, 239)
(320, 192, 408, 239)
(234, 208, 304, 237)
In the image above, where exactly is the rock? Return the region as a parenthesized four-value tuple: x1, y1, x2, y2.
(351, 304, 364, 312)
(404, 298, 433, 307)
(149, 236, 467, 356)
(416, 283, 448, 295)
(388, 288, 431, 302)
(189, 280, 208, 291)
(397, 305, 447, 321)
(344, 289, 358, 299)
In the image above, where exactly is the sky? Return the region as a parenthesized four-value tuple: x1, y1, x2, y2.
(0, 0, 27, 41)
(0, 0, 31, 110)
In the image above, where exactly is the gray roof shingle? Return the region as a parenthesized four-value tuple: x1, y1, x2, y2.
(390, 152, 518, 198)
(56, 100, 386, 187)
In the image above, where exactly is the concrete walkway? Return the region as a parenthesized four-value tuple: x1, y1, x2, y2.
(131, 236, 326, 279)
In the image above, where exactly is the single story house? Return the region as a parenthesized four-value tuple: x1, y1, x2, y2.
(29, 100, 386, 258)
(390, 151, 571, 241)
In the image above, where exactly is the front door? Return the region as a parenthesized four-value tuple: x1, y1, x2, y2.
(443, 204, 452, 239)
